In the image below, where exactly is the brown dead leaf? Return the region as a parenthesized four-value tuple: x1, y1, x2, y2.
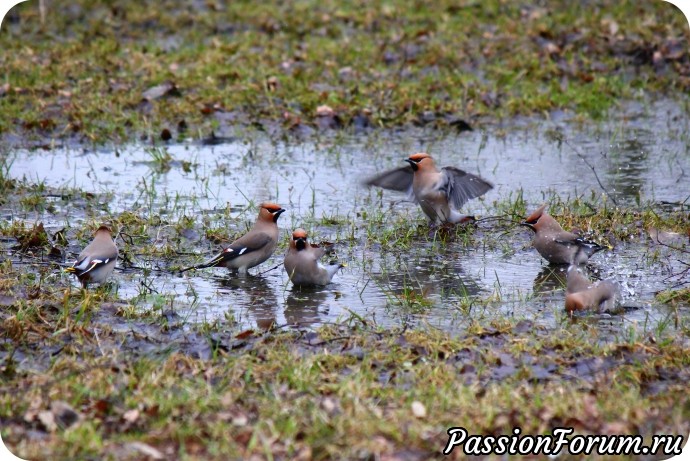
(235, 329, 255, 340)
(23, 118, 57, 131)
(15, 222, 50, 251)
(91, 399, 111, 417)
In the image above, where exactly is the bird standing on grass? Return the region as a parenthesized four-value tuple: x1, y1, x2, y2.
(284, 228, 344, 286)
(181, 202, 285, 274)
(521, 204, 606, 265)
(65, 225, 118, 288)
(364, 153, 493, 224)
(565, 265, 619, 313)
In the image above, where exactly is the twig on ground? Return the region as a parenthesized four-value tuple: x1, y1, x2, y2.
(563, 139, 618, 206)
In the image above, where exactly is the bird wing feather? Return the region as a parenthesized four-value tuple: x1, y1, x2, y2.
(364, 166, 415, 200)
(440, 167, 493, 209)
(554, 231, 603, 250)
(187, 233, 273, 270)
(68, 256, 113, 276)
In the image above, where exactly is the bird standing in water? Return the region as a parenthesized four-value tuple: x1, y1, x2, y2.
(65, 225, 118, 288)
(521, 204, 606, 265)
(284, 228, 343, 286)
(181, 202, 285, 274)
(365, 152, 493, 224)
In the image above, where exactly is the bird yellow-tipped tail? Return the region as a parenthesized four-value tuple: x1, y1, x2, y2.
(180, 253, 225, 273)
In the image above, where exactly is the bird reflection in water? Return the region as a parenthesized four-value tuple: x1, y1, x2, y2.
(284, 287, 332, 327)
(213, 275, 277, 330)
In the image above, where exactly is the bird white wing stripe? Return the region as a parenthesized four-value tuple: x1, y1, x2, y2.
(73, 258, 91, 270)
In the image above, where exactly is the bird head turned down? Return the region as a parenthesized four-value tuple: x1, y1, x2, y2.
(521, 204, 548, 231)
(292, 228, 308, 250)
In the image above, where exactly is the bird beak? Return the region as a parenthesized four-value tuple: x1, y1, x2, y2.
(295, 237, 307, 250)
(404, 158, 418, 171)
(520, 222, 535, 230)
(273, 209, 286, 221)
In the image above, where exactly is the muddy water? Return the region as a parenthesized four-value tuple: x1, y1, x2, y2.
(4, 100, 689, 336)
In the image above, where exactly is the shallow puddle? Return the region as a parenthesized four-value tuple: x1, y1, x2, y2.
(3, 99, 689, 336)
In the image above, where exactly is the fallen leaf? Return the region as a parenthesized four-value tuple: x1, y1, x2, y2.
(411, 401, 426, 418)
(123, 408, 140, 423)
(15, 222, 49, 251)
(232, 413, 248, 426)
(126, 442, 164, 460)
(235, 329, 255, 340)
(266, 76, 279, 92)
(142, 81, 180, 101)
(38, 410, 57, 432)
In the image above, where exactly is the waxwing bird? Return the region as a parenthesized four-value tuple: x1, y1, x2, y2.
(181, 202, 285, 274)
(364, 152, 493, 224)
(65, 225, 118, 288)
(565, 266, 619, 313)
(565, 264, 592, 294)
(284, 228, 344, 286)
(521, 204, 605, 265)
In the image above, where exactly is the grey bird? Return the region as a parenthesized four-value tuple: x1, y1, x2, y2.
(565, 264, 592, 294)
(284, 228, 344, 286)
(565, 265, 619, 313)
(181, 202, 285, 274)
(521, 204, 606, 265)
(65, 224, 118, 288)
(364, 152, 493, 224)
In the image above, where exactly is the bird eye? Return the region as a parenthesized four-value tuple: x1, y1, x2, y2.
(263, 205, 282, 213)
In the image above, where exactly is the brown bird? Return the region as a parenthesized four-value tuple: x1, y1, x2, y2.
(565, 264, 592, 294)
(181, 202, 285, 274)
(522, 204, 605, 265)
(65, 225, 118, 288)
(284, 228, 343, 286)
(565, 265, 619, 313)
(364, 152, 493, 224)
